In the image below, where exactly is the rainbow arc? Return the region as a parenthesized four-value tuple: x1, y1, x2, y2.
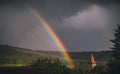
(30, 8, 74, 68)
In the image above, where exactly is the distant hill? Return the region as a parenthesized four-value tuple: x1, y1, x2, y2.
(0, 45, 112, 66)
(35, 50, 112, 66)
(70, 51, 112, 61)
(0, 45, 59, 65)
(69, 51, 112, 66)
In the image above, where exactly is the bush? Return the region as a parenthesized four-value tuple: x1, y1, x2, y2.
(107, 60, 120, 74)
(30, 57, 88, 74)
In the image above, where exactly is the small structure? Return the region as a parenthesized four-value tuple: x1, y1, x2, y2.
(89, 54, 97, 70)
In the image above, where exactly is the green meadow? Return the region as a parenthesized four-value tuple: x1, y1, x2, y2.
(0, 45, 111, 74)
(0, 45, 111, 66)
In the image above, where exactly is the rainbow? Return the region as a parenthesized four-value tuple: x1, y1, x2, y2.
(29, 8, 74, 68)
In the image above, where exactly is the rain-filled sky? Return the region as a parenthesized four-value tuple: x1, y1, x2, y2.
(0, 0, 120, 51)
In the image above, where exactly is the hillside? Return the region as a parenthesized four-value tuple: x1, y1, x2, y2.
(70, 51, 112, 66)
(0, 45, 59, 66)
(0, 45, 112, 66)
(38, 51, 112, 66)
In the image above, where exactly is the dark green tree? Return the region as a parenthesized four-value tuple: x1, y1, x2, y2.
(108, 24, 120, 74)
(110, 24, 120, 59)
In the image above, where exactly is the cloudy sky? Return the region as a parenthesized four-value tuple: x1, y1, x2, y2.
(0, 0, 120, 51)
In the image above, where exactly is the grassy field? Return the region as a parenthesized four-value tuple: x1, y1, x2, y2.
(0, 45, 60, 66)
(0, 45, 111, 67)
(0, 64, 25, 67)
(0, 45, 112, 74)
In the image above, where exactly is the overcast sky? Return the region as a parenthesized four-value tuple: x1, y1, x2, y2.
(0, 0, 120, 51)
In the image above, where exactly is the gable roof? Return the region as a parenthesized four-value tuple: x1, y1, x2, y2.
(89, 54, 96, 64)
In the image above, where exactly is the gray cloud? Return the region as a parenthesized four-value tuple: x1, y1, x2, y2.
(0, 0, 120, 51)
(0, 7, 57, 51)
(61, 5, 108, 29)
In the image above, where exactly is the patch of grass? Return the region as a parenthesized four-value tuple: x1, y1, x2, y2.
(0, 64, 25, 67)
(0, 45, 111, 68)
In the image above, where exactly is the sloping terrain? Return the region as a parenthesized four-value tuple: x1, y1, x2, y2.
(0, 45, 57, 65)
(0, 45, 112, 66)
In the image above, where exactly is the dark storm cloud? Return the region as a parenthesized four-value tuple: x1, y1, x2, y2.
(0, 0, 120, 19)
(57, 28, 110, 51)
(57, 3, 120, 51)
(0, 6, 57, 51)
(0, 0, 120, 51)
(0, 0, 89, 24)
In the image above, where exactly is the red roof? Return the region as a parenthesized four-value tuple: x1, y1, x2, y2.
(89, 54, 96, 64)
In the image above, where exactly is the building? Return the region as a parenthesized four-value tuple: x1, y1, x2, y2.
(89, 54, 97, 70)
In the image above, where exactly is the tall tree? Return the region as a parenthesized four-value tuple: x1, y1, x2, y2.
(110, 24, 120, 60)
(108, 24, 120, 74)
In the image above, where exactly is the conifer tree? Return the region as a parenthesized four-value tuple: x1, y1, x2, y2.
(108, 24, 120, 74)
(110, 24, 120, 60)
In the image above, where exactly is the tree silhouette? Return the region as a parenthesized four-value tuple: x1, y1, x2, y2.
(110, 24, 120, 60)
(108, 24, 120, 74)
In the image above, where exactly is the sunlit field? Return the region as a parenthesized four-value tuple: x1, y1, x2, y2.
(0, 45, 111, 74)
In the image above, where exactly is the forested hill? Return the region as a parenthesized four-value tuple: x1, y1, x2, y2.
(70, 51, 112, 61)
(0, 45, 58, 65)
(0, 45, 112, 66)
(0, 45, 45, 55)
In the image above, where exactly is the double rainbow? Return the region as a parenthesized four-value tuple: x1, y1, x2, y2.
(30, 8, 74, 68)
